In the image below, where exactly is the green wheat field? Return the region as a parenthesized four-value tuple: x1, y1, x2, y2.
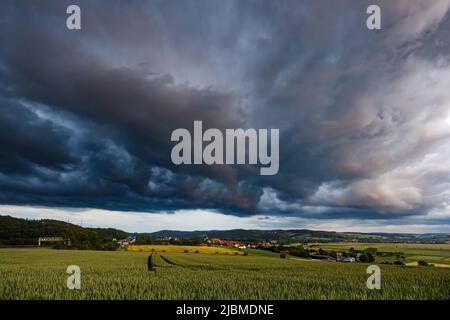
(0, 248, 449, 300)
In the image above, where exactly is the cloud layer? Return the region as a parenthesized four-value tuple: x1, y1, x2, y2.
(1, 1, 450, 230)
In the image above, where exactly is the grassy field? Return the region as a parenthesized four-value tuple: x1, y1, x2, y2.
(306, 242, 450, 266)
(0, 248, 449, 300)
(242, 248, 282, 258)
(127, 245, 241, 255)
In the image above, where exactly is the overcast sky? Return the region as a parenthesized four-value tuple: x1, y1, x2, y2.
(1, 1, 450, 233)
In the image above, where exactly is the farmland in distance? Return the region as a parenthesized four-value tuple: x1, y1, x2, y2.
(127, 245, 242, 255)
(304, 242, 450, 267)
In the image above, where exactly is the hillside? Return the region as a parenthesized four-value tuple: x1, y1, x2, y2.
(0, 215, 128, 248)
(1, 215, 449, 245)
(146, 229, 450, 243)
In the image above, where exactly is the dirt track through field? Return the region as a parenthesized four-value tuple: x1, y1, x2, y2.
(160, 255, 179, 266)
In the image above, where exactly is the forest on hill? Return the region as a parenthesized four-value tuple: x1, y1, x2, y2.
(0, 215, 127, 250)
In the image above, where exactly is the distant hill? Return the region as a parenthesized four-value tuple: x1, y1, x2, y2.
(0, 215, 128, 246)
(146, 229, 345, 242)
(145, 229, 450, 243)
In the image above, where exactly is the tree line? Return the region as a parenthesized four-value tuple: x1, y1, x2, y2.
(0, 215, 127, 250)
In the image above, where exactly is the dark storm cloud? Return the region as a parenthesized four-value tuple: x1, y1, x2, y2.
(0, 98, 77, 173)
(1, 0, 450, 221)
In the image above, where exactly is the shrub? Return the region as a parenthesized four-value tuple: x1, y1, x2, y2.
(184, 250, 189, 253)
(289, 247, 309, 258)
(359, 254, 368, 262)
(365, 248, 378, 255)
(280, 253, 286, 259)
(418, 260, 429, 266)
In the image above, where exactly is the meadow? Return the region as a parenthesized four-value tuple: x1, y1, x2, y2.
(0, 248, 449, 300)
(305, 242, 450, 267)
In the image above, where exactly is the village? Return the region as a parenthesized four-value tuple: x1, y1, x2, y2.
(116, 235, 270, 250)
(115, 235, 363, 263)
